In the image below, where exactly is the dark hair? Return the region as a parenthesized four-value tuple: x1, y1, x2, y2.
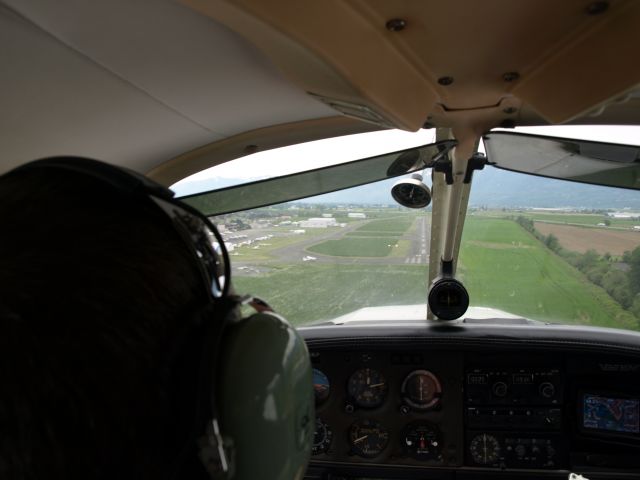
(0, 167, 207, 479)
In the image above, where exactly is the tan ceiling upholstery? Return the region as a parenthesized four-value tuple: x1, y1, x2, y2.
(0, 0, 335, 175)
(187, 0, 640, 132)
(2, 0, 640, 183)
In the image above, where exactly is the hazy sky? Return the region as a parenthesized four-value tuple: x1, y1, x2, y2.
(172, 125, 640, 192)
(172, 128, 435, 187)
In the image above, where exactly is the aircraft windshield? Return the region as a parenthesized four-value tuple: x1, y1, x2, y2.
(174, 127, 640, 331)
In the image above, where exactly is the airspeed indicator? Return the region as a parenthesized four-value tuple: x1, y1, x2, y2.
(347, 368, 388, 408)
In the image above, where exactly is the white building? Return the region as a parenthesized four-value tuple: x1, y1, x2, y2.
(299, 217, 337, 228)
(608, 212, 639, 219)
(348, 212, 367, 219)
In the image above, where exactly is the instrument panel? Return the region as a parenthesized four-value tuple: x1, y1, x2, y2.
(310, 350, 464, 467)
(305, 345, 640, 479)
(298, 316, 640, 480)
(464, 360, 565, 470)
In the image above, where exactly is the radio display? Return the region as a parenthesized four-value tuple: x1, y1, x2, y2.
(583, 394, 640, 434)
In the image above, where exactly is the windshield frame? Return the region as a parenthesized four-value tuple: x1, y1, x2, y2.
(177, 140, 457, 216)
(484, 130, 640, 191)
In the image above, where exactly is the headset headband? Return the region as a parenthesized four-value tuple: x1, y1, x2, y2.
(8, 157, 230, 300)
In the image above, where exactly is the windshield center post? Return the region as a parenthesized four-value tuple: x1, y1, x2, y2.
(427, 128, 480, 320)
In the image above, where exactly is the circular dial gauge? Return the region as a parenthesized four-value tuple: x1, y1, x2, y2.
(391, 181, 431, 208)
(401, 370, 442, 410)
(402, 422, 442, 460)
(347, 368, 388, 408)
(312, 368, 330, 405)
(312, 418, 333, 455)
(428, 278, 469, 320)
(386, 150, 420, 176)
(469, 434, 501, 465)
(349, 419, 389, 458)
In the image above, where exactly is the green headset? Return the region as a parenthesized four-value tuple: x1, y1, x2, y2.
(6, 157, 314, 480)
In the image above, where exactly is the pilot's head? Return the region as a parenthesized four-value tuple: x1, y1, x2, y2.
(0, 158, 313, 480)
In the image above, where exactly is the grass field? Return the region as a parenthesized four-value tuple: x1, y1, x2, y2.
(346, 231, 400, 238)
(233, 264, 428, 325)
(307, 237, 397, 257)
(459, 217, 638, 329)
(389, 239, 412, 258)
(355, 216, 414, 233)
(307, 216, 413, 258)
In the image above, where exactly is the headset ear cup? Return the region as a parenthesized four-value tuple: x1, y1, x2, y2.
(172, 299, 239, 480)
(217, 312, 313, 480)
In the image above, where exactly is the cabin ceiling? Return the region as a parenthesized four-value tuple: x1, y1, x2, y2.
(1, 0, 639, 184)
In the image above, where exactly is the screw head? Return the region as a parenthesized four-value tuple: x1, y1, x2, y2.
(386, 18, 407, 32)
(586, 1, 609, 15)
(503, 72, 520, 82)
(438, 76, 454, 86)
(503, 107, 517, 114)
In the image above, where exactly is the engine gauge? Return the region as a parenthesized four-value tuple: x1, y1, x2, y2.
(401, 370, 442, 410)
(469, 433, 501, 465)
(347, 368, 388, 408)
(402, 421, 442, 460)
(312, 368, 330, 405)
(312, 418, 333, 455)
(349, 419, 389, 458)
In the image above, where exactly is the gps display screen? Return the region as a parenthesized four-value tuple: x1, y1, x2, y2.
(583, 394, 640, 434)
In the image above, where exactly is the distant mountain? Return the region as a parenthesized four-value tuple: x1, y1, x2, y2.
(469, 167, 640, 209)
(173, 167, 640, 210)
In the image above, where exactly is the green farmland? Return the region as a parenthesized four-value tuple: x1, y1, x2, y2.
(230, 209, 638, 330)
(476, 210, 639, 229)
(235, 264, 428, 325)
(458, 217, 638, 330)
